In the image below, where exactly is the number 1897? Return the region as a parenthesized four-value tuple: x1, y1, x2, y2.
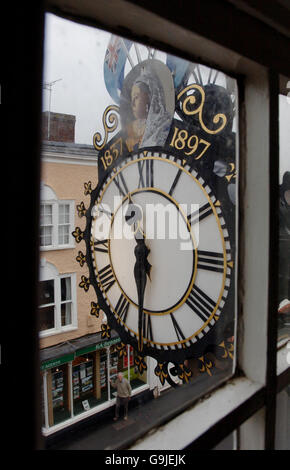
(170, 127, 211, 160)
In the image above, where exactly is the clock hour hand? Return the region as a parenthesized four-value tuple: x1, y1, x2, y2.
(124, 193, 142, 227)
(133, 234, 151, 352)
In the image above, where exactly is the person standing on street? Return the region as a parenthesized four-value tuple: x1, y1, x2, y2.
(110, 372, 132, 421)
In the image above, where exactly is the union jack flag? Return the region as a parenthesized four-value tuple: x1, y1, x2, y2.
(105, 36, 121, 73)
(103, 35, 132, 104)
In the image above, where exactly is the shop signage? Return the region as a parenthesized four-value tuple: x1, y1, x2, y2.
(95, 337, 121, 351)
(41, 353, 75, 371)
(41, 337, 121, 370)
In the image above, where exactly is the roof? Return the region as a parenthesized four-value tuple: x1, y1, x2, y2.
(42, 140, 97, 157)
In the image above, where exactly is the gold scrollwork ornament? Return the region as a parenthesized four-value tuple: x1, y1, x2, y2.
(101, 322, 111, 339)
(84, 181, 92, 195)
(79, 275, 90, 292)
(177, 84, 227, 135)
(198, 355, 213, 376)
(116, 342, 127, 358)
(72, 227, 84, 243)
(93, 105, 120, 151)
(76, 251, 86, 267)
(77, 201, 87, 218)
(90, 301, 101, 318)
(177, 363, 192, 384)
(135, 355, 147, 374)
(154, 362, 168, 385)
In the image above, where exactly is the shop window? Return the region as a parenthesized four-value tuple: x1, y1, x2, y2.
(39, 261, 77, 335)
(49, 365, 71, 426)
(40, 183, 74, 250)
(110, 344, 148, 395)
(100, 350, 109, 402)
(109, 347, 119, 400)
(72, 354, 98, 415)
(131, 349, 147, 390)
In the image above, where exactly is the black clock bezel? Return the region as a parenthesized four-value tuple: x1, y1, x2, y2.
(84, 148, 236, 365)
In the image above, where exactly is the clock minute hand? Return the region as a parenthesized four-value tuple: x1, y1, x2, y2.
(133, 232, 151, 352)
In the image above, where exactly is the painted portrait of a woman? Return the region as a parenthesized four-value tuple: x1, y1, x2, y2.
(120, 60, 175, 152)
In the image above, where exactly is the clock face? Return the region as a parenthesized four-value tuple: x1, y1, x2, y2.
(89, 150, 233, 363)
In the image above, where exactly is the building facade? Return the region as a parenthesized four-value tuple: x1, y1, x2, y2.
(39, 130, 162, 436)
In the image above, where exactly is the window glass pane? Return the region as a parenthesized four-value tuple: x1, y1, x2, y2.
(41, 376, 46, 427)
(99, 350, 108, 402)
(59, 204, 70, 224)
(131, 349, 147, 391)
(61, 277, 71, 301)
(50, 366, 71, 425)
(39, 280, 55, 331)
(72, 354, 99, 416)
(58, 224, 69, 245)
(61, 302, 72, 326)
(40, 226, 52, 246)
(40, 204, 53, 226)
(110, 347, 119, 399)
(40, 13, 238, 442)
(39, 305, 55, 331)
(39, 279, 55, 305)
(278, 90, 290, 342)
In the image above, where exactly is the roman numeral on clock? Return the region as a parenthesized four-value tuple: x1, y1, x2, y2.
(115, 294, 130, 324)
(187, 202, 213, 226)
(168, 168, 182, 196)
(186, 285, 216, 323)
(143, 313, 154, 342)
(94, 239, 108, 253)
(197, 250, 224, 273)
(138, 159, 154, 188)
(113, 172, 129, 198)
(98, 264, 115, 293)
(170, 313, 186, 342)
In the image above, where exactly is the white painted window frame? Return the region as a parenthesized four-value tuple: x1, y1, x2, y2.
(39, 262, 78, 337)
(40, 185, 75, 251)
(44, 0, 290, 450)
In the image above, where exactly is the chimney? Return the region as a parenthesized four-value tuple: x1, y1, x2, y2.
(42, 112, 76, 143)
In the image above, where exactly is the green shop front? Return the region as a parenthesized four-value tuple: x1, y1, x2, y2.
(40, 331, 148, 434)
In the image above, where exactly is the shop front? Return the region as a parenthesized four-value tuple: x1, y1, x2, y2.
(40, 331, 148, 434)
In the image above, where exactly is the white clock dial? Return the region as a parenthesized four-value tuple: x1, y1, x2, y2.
(91, 151, 231, 350)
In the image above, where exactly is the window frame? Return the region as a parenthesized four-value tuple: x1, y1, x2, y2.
(9, 0, 289, 451)
(43, 1, 289, 450)
(40, 198, 75, 250)
(39, 263, 77, 337)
